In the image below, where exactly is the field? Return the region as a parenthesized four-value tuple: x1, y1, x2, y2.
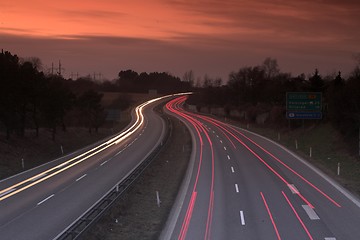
(0, 92, 156, 180)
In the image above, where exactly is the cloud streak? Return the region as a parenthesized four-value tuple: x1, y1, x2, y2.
(1, 0, 359, 80)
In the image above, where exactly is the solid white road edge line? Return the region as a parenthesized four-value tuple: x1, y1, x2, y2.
(37, 194, 54, 206)
(100, 160, 108, 166)
(240, 211, 245, 225)
(236, 126, 360, 209)
(302, 205, 320, 220)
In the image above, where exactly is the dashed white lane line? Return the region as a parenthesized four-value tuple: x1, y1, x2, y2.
(0, 188, 16, 198)
(231, 167, 235, 173)
(302, 205, 320, 220)
(37, 194, 54, 205)
(76, 174, 87, 182)
(235, 184, 239, 193)
(239, 211, 245, 225)
(216, 135, 219, 138)
(227, 155, 230, 160)
(220, 140, 223, 143)
(287, 184, 299, 194)
(100, 160, 108, 166)
(115, 150, 124, 156)
(224, 146, 227, 151)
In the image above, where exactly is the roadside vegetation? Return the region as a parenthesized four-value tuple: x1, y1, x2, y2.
(186, 57, 360, 196)
(0, 50, 191, 179)
(81, 115, 191, 240)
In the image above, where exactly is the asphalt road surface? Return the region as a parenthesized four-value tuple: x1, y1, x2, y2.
(163, 96, 360, 240)
(0, 95, 174, 240)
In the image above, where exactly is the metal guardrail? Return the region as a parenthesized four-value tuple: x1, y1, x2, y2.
(56, 109, 172, 240)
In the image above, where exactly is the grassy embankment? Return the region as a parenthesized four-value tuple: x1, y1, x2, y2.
(231, 120, 360, 196)
(0, 93, 153, 180)
(81, 115, 191, 240)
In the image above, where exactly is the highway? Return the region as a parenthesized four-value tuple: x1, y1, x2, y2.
(0, 95, 174, 240)
(163, 96, 360, 240)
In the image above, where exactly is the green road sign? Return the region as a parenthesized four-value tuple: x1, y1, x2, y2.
(286, 92, 322, 111)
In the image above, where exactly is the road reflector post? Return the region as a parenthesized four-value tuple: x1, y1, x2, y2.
(60, 145, 64, 155)
(310, 147, 312, 158)
(278, 132, 281, 141)
(21, 158, 25, 169)
(337, 162, 341, 176)
(295, 139, 298, 150)
(156, 191, 161, 207)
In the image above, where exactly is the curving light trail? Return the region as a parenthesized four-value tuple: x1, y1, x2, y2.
(0, 93, 189, 202)
(166, 96, 215, 240)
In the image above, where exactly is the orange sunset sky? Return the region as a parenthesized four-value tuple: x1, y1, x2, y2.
(1, 0, 360, 80)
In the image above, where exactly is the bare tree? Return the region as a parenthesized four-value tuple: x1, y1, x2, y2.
(183, 70, 195, 87)
(262, 57, 280, 79)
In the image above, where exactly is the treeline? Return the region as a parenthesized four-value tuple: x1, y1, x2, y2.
(188, 58, 360, 153)
(0, 50, 107, 140)
(0, 50, 192, 140)
(100, 69, 192, 93)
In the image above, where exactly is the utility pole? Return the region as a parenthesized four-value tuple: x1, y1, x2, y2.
(70, 72, 79, 80)
(57, 60, 64, 76)
(93, 72, 102, 81)
(51, 60, 65, 76)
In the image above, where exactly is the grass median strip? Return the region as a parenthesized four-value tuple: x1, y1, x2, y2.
(81, 116, 191, 240)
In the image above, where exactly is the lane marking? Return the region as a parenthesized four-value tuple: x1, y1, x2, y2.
(282, 191, 314, 240)
(37, 194, 54, 205)
(0, 94, 168, 202)
(260, 192, 281, 240)
(30, 173, 47, 181)
(220, 140, 223, 143)
(239, 211, 245, 225)
(115, 150, 124, 156)
(224, 146, 227, 151)
(0, 188, 16, 198)
(231, 167, 235, 173)
(216, 135, 219, 138)
(324, 238, 336, 240)
(302, 205, 320, 220)
(287, 184, 300, 194)
(100, 160, 108, 166)
(235, 184, 239, 193)
(76, 174, 87, 182)
(227, 155, 230, 160)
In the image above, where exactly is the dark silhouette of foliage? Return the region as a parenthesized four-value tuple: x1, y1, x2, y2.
(308, 69, 325, 92)
(77, 90, 106, 133)
(116, 69, 191, 93)
(39, 76, 75, 140)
